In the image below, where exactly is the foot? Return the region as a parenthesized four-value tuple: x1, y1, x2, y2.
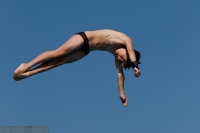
(119, 95, 128, 107)
(14, 63, 29, 75)
(13, 71, 30, 81)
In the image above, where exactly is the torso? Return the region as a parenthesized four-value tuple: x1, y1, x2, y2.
(85, 29, 128, 54)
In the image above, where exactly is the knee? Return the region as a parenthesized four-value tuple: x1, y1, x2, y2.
(53, 50, 66, 58)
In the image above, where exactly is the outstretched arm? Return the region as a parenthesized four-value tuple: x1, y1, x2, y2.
(115, 56, 128, 107)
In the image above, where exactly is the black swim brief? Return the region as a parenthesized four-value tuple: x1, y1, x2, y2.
(74, 32, 89, 55)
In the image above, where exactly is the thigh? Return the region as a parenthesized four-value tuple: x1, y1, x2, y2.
(61, 50, 86, 63)
(55, 34, 84, 55)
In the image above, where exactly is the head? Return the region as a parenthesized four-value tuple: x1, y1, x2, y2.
(115, 48, 141, 70)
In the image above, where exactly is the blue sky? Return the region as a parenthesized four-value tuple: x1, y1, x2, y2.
(1, 0, 200, 133)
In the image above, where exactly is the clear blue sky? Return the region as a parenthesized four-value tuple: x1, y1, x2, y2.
(1, 0, 200, 133)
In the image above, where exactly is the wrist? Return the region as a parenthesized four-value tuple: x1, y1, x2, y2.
(119, 93, 125, 97)
(131, 61, 140, 69)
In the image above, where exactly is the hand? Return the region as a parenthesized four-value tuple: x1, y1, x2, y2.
(119, 94, 128, 107)
(133, 67, 141, 77)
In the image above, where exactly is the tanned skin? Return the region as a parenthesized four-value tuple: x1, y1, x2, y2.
(13, 29, 141, 107)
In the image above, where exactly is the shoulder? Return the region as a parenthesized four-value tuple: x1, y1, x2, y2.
(124, 35, 132, 43)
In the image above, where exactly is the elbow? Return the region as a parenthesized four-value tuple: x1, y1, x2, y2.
(117, 73, 124, 80)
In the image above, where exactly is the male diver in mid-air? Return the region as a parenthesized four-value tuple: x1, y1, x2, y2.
(13, 29, 141, 107)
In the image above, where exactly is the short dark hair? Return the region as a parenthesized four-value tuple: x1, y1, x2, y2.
(123, 50, 141, 70)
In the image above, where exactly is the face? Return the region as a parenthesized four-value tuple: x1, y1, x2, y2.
(115, 48, 128, 63)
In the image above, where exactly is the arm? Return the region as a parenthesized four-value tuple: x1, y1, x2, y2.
(125, 37, 141, 77)
(125, 37, 137, 62)
(115, 56, 125, 96)
(115, 56, 128, 107)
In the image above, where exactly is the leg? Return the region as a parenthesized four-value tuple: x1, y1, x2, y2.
(14, 34, 84, 75)
(13, 50, 86, 81)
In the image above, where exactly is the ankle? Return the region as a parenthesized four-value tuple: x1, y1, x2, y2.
(26, 63, 31, 69)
